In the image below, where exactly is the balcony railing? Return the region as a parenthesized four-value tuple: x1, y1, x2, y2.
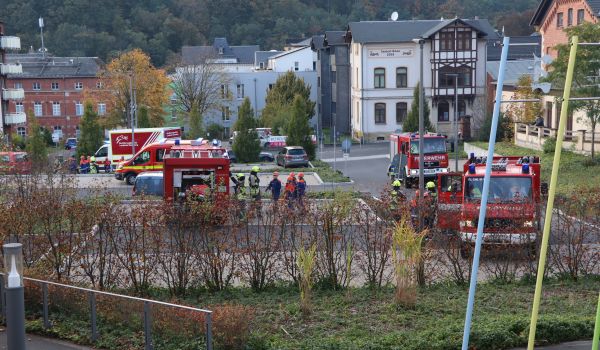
(4, 112, 26, 125)
(0, 36, 21, 50)
(514, 122, 600, 156)
(0, 63, 22, 75)
(2, 88, 25, 100)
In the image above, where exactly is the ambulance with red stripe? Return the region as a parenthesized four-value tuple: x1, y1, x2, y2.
(94, 127, 181, 172)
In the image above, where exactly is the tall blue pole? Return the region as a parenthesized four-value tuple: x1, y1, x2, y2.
(461, 36, 510, 350)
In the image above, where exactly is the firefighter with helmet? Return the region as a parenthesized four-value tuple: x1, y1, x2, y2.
(426, 181, 437, 198)
(235, 173, 247, 200)
(390, 179, 403, 218)
(249, 166, 261, 200)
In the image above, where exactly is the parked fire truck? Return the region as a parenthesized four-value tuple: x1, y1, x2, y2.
(388, 132, 449, 188)
(436, 155, 547, 258)
(162, 142, 230, 203)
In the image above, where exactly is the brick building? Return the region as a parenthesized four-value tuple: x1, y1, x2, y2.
(530, 0, 599, 58)
(5, 53, 105, 139)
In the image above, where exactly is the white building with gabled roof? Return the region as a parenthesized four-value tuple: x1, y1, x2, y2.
(346, 18, 498, 141)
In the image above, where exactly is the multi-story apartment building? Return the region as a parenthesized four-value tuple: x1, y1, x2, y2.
(530, 0, 599, 58)
(5, 53, 104, 139)
(311, 31, 351, 137)
(179, 38, 317, 137)
(346, 18, 497, 141)
(0, 21, 25, 138)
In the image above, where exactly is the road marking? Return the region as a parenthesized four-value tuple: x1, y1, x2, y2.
(320, 154, 389, 162)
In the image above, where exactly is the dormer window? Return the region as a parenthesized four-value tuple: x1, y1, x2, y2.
(218, 47, 224, 55)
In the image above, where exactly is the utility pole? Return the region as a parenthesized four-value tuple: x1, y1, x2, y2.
(129, 73, 137, 155)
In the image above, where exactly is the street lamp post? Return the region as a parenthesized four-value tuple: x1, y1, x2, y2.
(4, 243, 26, 350)
(446, 73, 460, 172)
(412, 38, 426, 227)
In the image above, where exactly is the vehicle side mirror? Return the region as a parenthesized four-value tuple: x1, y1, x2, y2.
(541, 182, 548, 195)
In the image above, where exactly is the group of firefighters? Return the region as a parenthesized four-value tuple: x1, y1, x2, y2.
(230, 166, 307, 208)
(390, 177, 437, 227)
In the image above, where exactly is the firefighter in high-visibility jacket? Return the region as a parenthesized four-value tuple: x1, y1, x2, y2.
(390, 179, 403, 219)
(249, 166, 261, 200)
(235, 173, 247, 200)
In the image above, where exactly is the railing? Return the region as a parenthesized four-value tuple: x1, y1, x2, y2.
(514, 122, 600, 155)
(0, 274, 213, 350)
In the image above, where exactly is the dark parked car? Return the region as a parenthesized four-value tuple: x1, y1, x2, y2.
(259, 152, 274, 162)
(226, 150, 237, 164)
(65, 138, 77, 150)
(276, 146, 309, 168)
(133, 172, 164, 197)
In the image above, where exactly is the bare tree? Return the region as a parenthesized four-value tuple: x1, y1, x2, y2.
(171, 54, 232, 123)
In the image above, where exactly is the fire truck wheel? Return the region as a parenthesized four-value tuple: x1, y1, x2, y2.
(125, 173, 137, 186)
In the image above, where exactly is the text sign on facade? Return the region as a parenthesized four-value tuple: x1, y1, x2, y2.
(368, 48, 414, 58)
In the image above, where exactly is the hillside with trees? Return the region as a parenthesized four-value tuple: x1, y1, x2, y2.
(0, 0, 538, 67)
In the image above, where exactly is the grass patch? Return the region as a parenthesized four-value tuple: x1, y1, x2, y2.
(470, 141, 600, 196)
(26, 278, 600, 349)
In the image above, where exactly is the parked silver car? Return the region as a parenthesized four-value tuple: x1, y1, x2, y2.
(276, 146, 309, 168)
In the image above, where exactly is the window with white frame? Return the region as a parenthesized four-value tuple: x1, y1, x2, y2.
(396, 102, 407, 124)
(374, 103, 386, 124)
(14, 82, 22, 89)
(236, 84, 245, 99)
(53, 126, 62, 138)
(396, 67, 408, 88)
(15, 102, 24, 113)
(75, 101, 83, 116)
(17, 127, 26, 137)
(222, 106, 230, 121)
(33, 82, 41, 90)
(374, 68, 385, 88)
(75, 82, 83, 90)
(76, 126, 81, 138)
(51, 82, 59, 90)
(98, 103, 106, 115)
(96, 81, 103, 89)
(34, 102, 42, 116)
(221, 84, 229, 98)
(52, 102, 61, 116)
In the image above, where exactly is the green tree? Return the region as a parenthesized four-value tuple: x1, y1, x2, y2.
(206, 123, 225, 140)
(286, 94, 315, 159)
(25, 111, 48, 167)
(546, 22, 600, 158)
(137, 106, 151, 128)
(505, 75, 542, 124)
(233, 98, 260, 163)
(77, 101, 103, 158)
(261, 71, 315, 134)
(188, 104, 204, 139)
(403, 83, 433, 132)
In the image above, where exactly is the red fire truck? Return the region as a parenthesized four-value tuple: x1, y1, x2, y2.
(388, 132, 449, 188)
(436, 155, 547, 258)
(162, 143, 230, 203)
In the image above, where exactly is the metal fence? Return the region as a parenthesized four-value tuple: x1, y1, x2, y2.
(0, 274, 213, 350)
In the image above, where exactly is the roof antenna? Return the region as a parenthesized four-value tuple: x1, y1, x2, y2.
(39, 17, 46, 58)
(390, 11, 399, 21)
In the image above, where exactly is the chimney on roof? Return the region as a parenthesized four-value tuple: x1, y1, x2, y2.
(474, 16, 479, 20)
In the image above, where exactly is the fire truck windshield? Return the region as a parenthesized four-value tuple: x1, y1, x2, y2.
(465, 176, 532, 203)
(410, 139, 446, 154)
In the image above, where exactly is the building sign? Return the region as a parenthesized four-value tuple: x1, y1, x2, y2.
(368, 48, 414, 58)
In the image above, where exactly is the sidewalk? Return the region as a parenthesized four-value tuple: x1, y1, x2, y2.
(0, 331, 93, 349)
(511, 340, 592, 349)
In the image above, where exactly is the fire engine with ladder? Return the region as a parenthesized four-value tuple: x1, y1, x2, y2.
(436, 155, 547, 258)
